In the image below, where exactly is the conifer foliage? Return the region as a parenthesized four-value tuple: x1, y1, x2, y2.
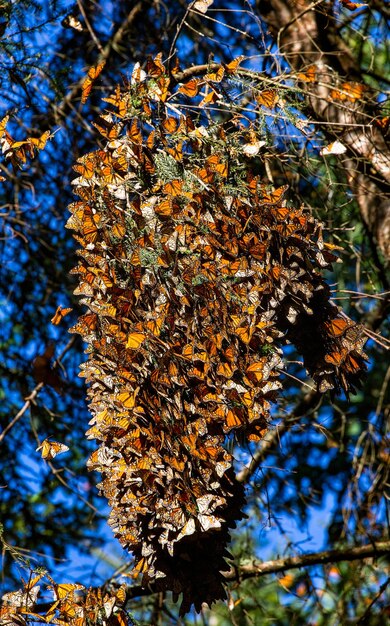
(68, 54, 367, 613)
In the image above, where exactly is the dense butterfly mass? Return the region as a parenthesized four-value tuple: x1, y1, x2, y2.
(67, 54, 367, 614)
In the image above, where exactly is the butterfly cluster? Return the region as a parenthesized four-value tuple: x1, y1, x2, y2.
(1, 572, 129, 626)
(68, 54, 367, 613)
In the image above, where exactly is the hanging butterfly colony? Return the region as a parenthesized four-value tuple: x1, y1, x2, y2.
(68, 54, 367, 613)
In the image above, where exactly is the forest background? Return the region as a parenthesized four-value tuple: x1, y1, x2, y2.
(0, 1, 389, 625)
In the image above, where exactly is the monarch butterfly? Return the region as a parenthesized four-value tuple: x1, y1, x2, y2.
(0, 115, 9, 138)
(92, 116, 120, 141)
(164, 179, 183, 196)
(37, 439, 69, 460)
(73, 152, 96, 179)
(81, 60, 106, 104)
(53, 583, 85, 600)
(146, 52, 165, 77)
(178, 78, 201, 97)
(62, 14, 83, 31)
(216, 361, 234, 378)
(51, 305, 73, 325)
(344, 353, 362, 373)
(117, 390, 138, 408)
(340, 0, 366, 9)
(166, 141, 184, 162)
(246, 360, 266, 383)
(320, 141, 347, 156)
(223, 55, 245, 74)
(199, 89, 222, 108)
(126, 332, 146, 350)
(325, 348, 347, 367)
(330, 82, 365, 102)
(162, 116, 179, 133)
(204, 66, 225, 83)
(128, 118, 142, 144)
(256, 89, 278, 109)
(247, 424, 267, 441)
(206, 154, 228, 177)
(323, 317, 353, 338)
(260, 185, 289, 205)
(155, 198, 173, 217)
(296, 65, 316, 83)
(224, 408, 246, 432)
(17, 130, 51, 152)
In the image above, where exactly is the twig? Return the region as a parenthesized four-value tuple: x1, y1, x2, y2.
(0, 337, 76, 445)
(236, 390, 322, 484)
(76, 0, 104, 54)
(356, 575, 390, 624)
(0, 383, 43, 445)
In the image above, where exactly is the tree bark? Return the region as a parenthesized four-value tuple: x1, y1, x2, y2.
(256, 0, 390, 261)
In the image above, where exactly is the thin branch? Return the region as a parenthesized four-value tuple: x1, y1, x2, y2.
(356, 575, 390, 625)
(0, 337, 76, 445)
(0, 383, 43, 445)
(236, 390, 322, 484)
(76, 0, 104, 54)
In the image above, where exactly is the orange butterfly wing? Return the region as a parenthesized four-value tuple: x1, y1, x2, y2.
(81, 61, 106, 103)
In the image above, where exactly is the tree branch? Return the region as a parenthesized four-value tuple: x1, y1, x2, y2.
(223, 541, 390, 581)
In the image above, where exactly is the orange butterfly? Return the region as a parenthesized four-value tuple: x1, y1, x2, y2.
(340, 0, 367, 9)
(178, 78, 201, 97)
(260, 185, 289, 205)
(126, 332, 146, 350)
(256, 89, 278, 108)
(166, 141, 183, 162)
(199, 89, 221, 108)
(224, 407, 246, 432)
(92, 115, 120, 141)
(155, 198, 173, 217)
(206, 154, 228, 177)
(0, 115, 9, 138)
(325, 348, 347, 367)
(246, 361, 266, 383)
(117, 390, 138, 408)
(81, 60, 106, 103)
(37, 439, 69, 460)
(296, 65, 316, 83)
(162, 116, 179, 133)
(374, 116, 389, 133)
(204, 66, 225, 83)
(223, 55, 245, 75)
(216, 362, 234, 378)
(128, 118, 142, 144)
(69, 313, 97, 336)
(330, 82, 365, 102)
(73, 152, 96, 179)
(146, 52, 165, 77)
(323, 317, 354, 338)
(51, 305, 73, 325)
(164, 179, 183, 196)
